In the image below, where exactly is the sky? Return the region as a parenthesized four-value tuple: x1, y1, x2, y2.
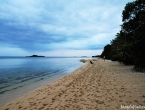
(0, 0, 134, 56)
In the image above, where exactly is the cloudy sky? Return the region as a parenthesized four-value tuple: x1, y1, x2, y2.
(0, 0, 134, 56)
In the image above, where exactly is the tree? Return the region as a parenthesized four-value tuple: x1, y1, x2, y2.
(101, 0, 145, 71)
(121, 0, 145, 71)
(101, 44, 112, 59)
(111, 31, 135, 65)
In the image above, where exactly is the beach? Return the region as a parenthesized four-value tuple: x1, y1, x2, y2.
(0, 59, 145, 110)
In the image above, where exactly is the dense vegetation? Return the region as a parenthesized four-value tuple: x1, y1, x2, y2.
(101, 0, 145, 72)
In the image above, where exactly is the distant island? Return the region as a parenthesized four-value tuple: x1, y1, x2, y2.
(26, 55, 45, 57)
(81, 56, 88, 57)
(92, 55, 101, 57)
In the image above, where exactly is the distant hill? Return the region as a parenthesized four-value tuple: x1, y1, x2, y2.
(92, 55, 101, 57)
(26, 55, 45, 57)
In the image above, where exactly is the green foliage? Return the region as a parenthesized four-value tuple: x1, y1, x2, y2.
(121, 0, 145, 70)
(101, 0, 145, 72)
(101, 44, 112, 59)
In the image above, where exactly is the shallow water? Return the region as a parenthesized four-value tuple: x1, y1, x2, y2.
(0, 57, 87, 105)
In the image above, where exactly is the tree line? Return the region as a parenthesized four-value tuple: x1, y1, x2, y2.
(101, 0, 145, 72)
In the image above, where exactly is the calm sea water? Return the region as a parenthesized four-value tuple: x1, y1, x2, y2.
(0, 57, 88, 106)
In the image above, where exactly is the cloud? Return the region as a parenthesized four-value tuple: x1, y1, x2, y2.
(0, 0, 134, 55)
(38, 49, 103, 56)
(0, 44, 29, 56)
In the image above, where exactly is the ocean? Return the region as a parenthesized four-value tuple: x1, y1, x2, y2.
(0, 56, 89, 106)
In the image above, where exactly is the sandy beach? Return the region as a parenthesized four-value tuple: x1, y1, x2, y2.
(0, 59, 145, 110)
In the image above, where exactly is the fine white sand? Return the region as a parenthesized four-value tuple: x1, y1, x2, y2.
(0, 59, 145, 110)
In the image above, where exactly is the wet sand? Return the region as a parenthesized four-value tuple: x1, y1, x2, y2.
(0, 59, 145, 110)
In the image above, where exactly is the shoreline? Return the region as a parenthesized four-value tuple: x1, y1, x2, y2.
(0, 57, 84, 106)
(0, 59, 145, 109)
(0, 72, 68, 106)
